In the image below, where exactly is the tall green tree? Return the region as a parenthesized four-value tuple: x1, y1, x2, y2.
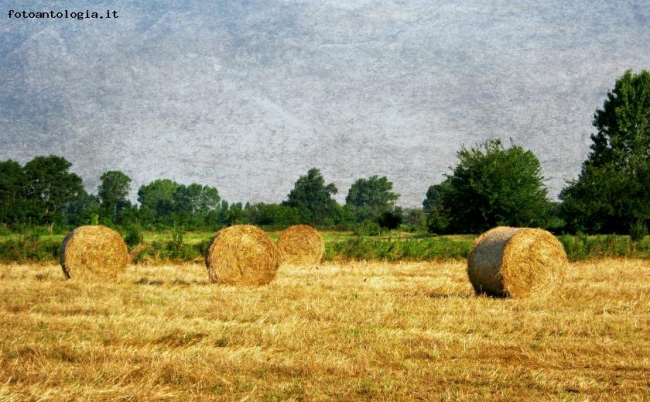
(424, 139, 550, 234)
(0, 159, 27, 225)
(65, 190, 101, 227)
(173, 183, 220, 227)
(345, 175, 400, 223)
(422, 182, 451, 233)
(137, 179, 179, 225)
(283, 168, 339, 226)
(560, 70, 650, 234)
(98, 170, 132, 225)
(22, 155, 84, 228)
(247, 203, 301, 228)
(223, 202, 246, 226)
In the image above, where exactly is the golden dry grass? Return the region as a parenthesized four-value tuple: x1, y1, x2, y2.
(0, 259, 649, 401)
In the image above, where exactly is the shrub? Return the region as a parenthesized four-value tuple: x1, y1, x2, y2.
(629, 220, 648, 243)
(123, 225, 144, 248)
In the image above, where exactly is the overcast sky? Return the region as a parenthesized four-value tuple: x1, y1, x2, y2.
(1, 1, 649, 207)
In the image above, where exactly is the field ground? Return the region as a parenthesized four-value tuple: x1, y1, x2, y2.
(1, 259, 649, 401)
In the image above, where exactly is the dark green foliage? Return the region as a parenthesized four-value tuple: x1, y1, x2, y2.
(98, 170, 132, 225)
(135, 179, 223, 229)
(137, 179, 180, 225)
(0, 160, 27, 226)
(283, 168, 340, 226)
(222, 202, 246, 226)
(545, 202, 566, 233)
(424, 139, 551, 234)
(422, 183, 451, 233)
(173, 184, 220, 218)
(560, 70, 650, 234)
(170, 226, 184, 256)
(22, 155, 84, 228)
(123, 225, 144, 248)
(377, 207, 403, 230)
(247, 203, 301, 229)
(629, 220, 648, 243)
(64, 191, 101, 227)
(401, 208, 428, 232)
(346, 175, 399, 223)
(352, 221, 381, 236)
(172, 183, 221, 227)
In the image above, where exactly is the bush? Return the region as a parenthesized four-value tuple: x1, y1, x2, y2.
(171, 227, 184, 256)
(123, 225, 144, 248)
(425, 139, 551, 234)
(128, 232, 206, 264)
(0, 232, 60, 263)
(558, 234, 635, 261)
(353, 222, 381, 236)
(629, 220, 648, 242)
(327, 235, 472, 261)
(377, 208, 403, 230)
(0, 225, 12, 236)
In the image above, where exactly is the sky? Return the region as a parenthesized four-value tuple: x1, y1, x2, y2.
(1, 0, 649, 207)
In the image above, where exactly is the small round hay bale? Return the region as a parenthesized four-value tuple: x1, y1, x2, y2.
(277, 225, 324, 266)
(205, 225, 281, 286)
(60, 225, 128, 280)
(467, 226, 567, 298)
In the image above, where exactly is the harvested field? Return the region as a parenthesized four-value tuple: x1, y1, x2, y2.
(0, 259, 648, 401)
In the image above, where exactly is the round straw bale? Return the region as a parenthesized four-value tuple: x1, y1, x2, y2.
(205, 225, 281, 286)
(277, 225, 324, 266)
(60, 225, 128, 280)
(467, 226, 567, 298)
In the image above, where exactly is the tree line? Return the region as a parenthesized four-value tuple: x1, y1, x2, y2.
(1, 70, 649, 236)
(0, 159, 404, 233)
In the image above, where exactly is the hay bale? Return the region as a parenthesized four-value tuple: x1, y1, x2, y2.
(467, 226, 567, 298)
(60, 225, 128, 280)
(277, 224, 324, 266)
(205, 225, 281, 286)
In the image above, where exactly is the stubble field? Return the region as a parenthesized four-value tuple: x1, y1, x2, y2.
(0, 259, 649, 401)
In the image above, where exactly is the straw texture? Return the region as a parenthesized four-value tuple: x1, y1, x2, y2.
(467, 226, 567, 298)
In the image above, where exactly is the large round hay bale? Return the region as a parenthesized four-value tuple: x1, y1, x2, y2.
(60, 225, 128, 280)
(467, 226, 567, 298)
(277, 225, 324, 266)
(205, 225, 281, 286)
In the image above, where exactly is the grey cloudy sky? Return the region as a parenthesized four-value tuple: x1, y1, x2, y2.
(1, 0, 649, 206)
